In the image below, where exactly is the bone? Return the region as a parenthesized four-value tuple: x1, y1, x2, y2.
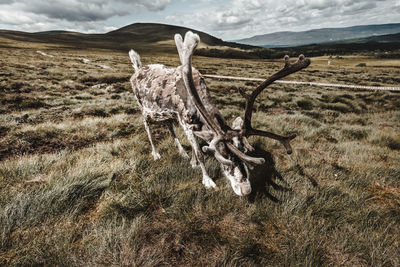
(36, 50, 54, 58)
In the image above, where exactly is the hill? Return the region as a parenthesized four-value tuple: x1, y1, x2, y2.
(346, 32, 400, 43)
(0, 23, 253, 53)
(106, 23, 227, 46)
(235, 23, 400, 47)
(1, 23, 399, 59)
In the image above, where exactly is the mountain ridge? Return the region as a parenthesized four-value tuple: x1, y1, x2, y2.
(235, 23, 400, 47)
(0, 22, 399, 59)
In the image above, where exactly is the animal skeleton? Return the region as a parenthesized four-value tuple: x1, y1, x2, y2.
(129, 31, 310, 196)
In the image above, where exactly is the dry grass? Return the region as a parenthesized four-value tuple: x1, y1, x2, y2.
(0, 38, 399, 266)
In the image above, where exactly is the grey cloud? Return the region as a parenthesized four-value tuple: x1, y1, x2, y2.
(134, 0, 172, 12)
(273, 0, 389, 27)
(342, 2, 377, 15)
(168, 0, 399, 40)
(5, 0, 171, 23)
(0, 0, 399, 39)
(107, 0, 172, 12)
(0, 0, 172, 33)
(212, 13, 252, 30)
(23, 1, 127, 22)
(308, 1, 336, 10)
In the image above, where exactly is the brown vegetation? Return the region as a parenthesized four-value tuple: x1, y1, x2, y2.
(0, 39, 399, 266)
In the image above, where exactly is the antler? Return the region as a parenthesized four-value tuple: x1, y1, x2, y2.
(240, 55, 311, 154)
(175, 32, 266, 166)
(174, 32, 225, 136)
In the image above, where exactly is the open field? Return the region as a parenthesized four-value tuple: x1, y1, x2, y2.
(0, 39, 399, 266)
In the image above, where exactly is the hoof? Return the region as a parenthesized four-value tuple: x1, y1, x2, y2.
(152, 151, 161, 160)
(202, 177, 217, 189)
(191, 159, 199, 168)
(181, 151, 190, 159)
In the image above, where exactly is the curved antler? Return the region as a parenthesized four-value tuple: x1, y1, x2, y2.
(202, 137, 234, 166)
(175, 32, 266, 166)
(174, 32, 225, 137)
(241, 55, 311, 154)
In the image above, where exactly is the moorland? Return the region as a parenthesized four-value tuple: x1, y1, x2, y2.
(0, 26, 399, 266)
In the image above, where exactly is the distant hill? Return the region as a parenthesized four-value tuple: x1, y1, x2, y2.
(235, 23, 400, 47)
(1, 22, 399, 59)
(0, 23, 253, 53)
(345, 32, 400, 43)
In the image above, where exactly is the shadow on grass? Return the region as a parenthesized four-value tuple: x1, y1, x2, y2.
(248, 147, 291, 203)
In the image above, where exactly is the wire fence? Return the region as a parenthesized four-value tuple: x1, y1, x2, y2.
(203, 74, 400, 92)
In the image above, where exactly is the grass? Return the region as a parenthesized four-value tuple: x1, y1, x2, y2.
(0, 37, 399, 266)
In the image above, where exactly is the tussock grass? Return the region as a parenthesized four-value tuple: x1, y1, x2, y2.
(0, 115, 140, 160)
(1, 172, 110, 242)
(297, 99, 314, 110)
(341, 126, 370, 140)
(370, 130, 400, 150)
(79, 75, 127, 84)
(0, 42, 399, 266)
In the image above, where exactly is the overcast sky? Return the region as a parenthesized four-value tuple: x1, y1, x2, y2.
(0, 0, 399, 40)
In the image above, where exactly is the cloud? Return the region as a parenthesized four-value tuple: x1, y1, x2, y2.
(0, 0, 398, 39)
(15, 0, 171, 21)
(165, 0, 400, 39)
(22, 1, 127, 22)
(137, 0, 172, 11)
(0, 0, 172, 32)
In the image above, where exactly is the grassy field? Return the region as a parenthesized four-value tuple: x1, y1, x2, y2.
(0, 39, 399, 266)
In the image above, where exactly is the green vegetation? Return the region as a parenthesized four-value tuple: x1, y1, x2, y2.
(197, 42, 400, 59)
(0, 36, 399, 266)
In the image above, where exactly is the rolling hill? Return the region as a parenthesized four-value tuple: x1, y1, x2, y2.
(106, 23, 227, 46)
(1, 22, 399, 59)
(235, 23, 400, 47)
(347, 32, 400, 43)
(0, 23, 252, 53)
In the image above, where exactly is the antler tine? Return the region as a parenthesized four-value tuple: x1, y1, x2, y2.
(202, 138, 234, 166)
(242, 54, 310, 132)
(176, 32, 265, 165)
(226, 142, 265, 168)
(249, 130, 297, 154)
(174, 34, 184, 64)
(240, 54, 310, 154)
(175, 32, 225, 137)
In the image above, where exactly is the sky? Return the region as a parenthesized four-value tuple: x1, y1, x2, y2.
(0, 0, 399, 40)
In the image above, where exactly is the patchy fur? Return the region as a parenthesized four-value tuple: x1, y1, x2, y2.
(129, 32, 254, 196)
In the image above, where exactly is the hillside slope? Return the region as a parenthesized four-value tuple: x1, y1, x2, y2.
(1, 23, 399, 59)
(0, 23, 252, 53)
(235, 23, 400, 47)
(106, 23, 227, 46)
(347, 32, 400, 43)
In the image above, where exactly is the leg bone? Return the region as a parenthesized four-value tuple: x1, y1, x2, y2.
(180, 120, 216, 189)
(168, 122, 189, 159)
(143, 117, 161, 160)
